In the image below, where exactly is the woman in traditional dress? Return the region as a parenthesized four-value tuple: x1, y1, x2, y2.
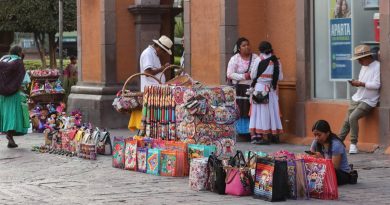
(0, 46, 28, 148)
(249, 41, 283, 144)
(226, 37, 258, 141)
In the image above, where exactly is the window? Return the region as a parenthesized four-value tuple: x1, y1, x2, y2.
(313, 0, 379, 99)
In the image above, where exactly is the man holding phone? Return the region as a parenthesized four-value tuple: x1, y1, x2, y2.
(339, 45, 381, 154)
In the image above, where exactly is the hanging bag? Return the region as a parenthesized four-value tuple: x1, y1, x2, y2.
(113, 73, 161, 113)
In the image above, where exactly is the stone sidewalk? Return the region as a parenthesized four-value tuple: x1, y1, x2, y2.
(0, 130, 389, 205)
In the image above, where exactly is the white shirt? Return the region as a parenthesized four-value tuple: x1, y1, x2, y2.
(139, 45, 165, 91)
(226, 53, 259, 85)
(352, 60, 381, 107)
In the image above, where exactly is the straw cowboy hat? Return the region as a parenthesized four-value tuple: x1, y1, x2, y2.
(351, 45, 374, 60)
(153, 35, 173, 55)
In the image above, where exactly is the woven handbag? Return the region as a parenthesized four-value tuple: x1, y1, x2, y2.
(113, 73, 161, 113)
(159, 65, 193, 87)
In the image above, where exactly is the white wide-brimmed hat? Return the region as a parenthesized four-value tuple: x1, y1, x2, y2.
(153, 35, 173, 55)
(351, 45, 374, 60)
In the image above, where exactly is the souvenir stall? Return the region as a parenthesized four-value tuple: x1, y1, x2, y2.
(28, 69, 66, 132)
(111, 65, 239, 178)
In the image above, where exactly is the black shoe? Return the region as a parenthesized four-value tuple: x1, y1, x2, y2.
(7, 142, 18, 148)
(270, 135, 280, 144)
(256, 138, 270, 145)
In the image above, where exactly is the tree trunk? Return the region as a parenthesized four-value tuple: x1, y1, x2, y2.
(48, 32, 57, 69)
(34, 32, 46, 68)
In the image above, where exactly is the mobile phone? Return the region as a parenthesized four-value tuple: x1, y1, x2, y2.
(305, 150, 316, 155)
(347, 80, 353, 84)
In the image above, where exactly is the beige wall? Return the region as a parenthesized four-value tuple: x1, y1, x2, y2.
(80, 0, 102, 83)
(190, 0, 221, 85)
(116, 0, 137, 82)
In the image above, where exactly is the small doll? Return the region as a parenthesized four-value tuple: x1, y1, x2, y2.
(44, 79, 52, 91)
(32, 82, 40, 92)
(47, 103, 57, 115)
(56, 102, 66, 114)
(54, 80, 64, 93)
(71, 110, 83, 127)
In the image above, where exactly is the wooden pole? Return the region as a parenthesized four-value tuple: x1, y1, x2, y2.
(59, 0, 64, 69)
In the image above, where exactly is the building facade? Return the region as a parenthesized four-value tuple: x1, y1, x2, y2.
(71, 0, 390, 152)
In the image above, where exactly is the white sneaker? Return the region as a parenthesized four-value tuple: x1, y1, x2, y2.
(349, 144, 358, 154)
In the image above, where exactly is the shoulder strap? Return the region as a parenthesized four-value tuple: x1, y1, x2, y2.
(245, 54, 253, 73)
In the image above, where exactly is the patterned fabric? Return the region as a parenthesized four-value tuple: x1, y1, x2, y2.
(161, 151, 177, 177)
(147, 148, 161, 175)
(124, 139, 137, 170)
(112, 137, 125, 169)
(136, 148, 148, 173)
(189, 158, 209, 191)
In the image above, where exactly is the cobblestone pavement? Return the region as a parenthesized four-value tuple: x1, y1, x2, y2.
(0, 130, 389, 205)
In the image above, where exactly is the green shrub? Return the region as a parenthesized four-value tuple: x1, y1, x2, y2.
(24, 59, 71, 70)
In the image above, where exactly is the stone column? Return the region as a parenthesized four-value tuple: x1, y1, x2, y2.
(295, 0, 312, 137)
(68, 0, 128, 128)
(379, 0, 390, 148)
(219, 0, 238, 84)
(183, 0, 191, 74)
(129, 2, 171, 74)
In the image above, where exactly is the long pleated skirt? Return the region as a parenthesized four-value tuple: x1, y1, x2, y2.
(0, 91, 28, 135)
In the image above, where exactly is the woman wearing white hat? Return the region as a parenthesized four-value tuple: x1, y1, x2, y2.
(139, 35, 173, 91)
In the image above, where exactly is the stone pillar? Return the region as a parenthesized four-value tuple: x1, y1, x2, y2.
(379, 0, 390, 147)
(183, 0, 191, 74)
(219, 0, 238, 84)
(295, 0, 312, 137)
(68, 0, 128, 128)
(128, 2, 171, 75)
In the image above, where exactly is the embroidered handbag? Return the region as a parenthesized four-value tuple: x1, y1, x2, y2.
(206, 153, 226, 195)
(253, 157, 289, 202)
(252, 91, 269, 104)
(188, 144, 216, 162)
(112, 137, 126, 169)
(136, 147, 148, 173)
(161, 150, 178, 177)
(96, 129, 112, 155)
(303, 156, 338, 200)
(146, 148, 161, 175)
(124, 138, 138, 171)
(189, 157, 209, 191)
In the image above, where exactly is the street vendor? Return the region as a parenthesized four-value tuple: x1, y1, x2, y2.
(128, 35, 173, 132)
(139, 35, 173, 92)
(310, 120, 352, 185)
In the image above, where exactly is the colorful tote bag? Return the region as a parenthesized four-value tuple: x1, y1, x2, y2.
(254, 157, 288, 202)
(147, 148, 161, 175)
(112, 137, 126, 169)
(137, 147, 148, 173)
(287, 160, 297, 199)
(188, 144, 216, 162)
(161, 150, 178, 177)
(189, 157, 210, 191)
(295, 159, 309, 199)
(303, 157, 338, 200)
(124, 139, 137, 171)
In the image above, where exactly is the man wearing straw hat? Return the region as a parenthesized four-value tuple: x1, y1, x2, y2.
(140, 35, 173, 92)
(338, 45, 380, 154)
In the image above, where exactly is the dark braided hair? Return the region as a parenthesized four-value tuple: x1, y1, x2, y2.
(258, 41, 279, 89)
(234, 37, 249, 54)
(312, 120, 345, 157)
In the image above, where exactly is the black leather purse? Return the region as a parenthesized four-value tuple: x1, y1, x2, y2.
(252, 92, 269, 104)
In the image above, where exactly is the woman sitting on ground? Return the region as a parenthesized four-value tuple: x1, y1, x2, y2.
(310, 120, 351, 185)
